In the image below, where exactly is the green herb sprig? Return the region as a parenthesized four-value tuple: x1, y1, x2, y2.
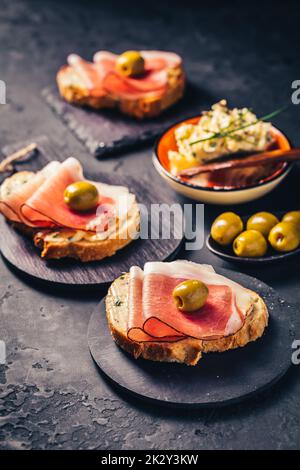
(189, 107, 285, 146)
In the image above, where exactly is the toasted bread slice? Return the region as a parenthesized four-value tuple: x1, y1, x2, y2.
(33, 206, 140, 262)
(0, 171, 35, 198)
(57, 65, 185, 119)
(105, 273, 269, 366)
(1, 171, 140, 262)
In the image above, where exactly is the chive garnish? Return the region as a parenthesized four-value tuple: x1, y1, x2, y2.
(189, 107, 285, 146)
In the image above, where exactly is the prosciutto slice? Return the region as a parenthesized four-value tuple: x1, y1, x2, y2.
(66, 50, 182, 100)
(67, 54, 107, 97)
(128, 266, 184, 343)
(102, 71, 166, 100)
(0, 161, 61, 224)
(20, 157, 133, 231)
(20, 157, 92, 228)
(140, 50, 182, 70)
(0, 157, 135, 232)
(127, 261, 253, 342)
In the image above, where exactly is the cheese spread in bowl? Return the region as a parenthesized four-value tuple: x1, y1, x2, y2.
(168, 100, 274, 175)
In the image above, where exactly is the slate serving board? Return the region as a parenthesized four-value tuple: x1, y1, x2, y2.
(0, 138, 183, 287)
(88, 268, 293, 408)
(42, 82, 210, 157)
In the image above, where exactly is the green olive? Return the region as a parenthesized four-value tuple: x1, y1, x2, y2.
(282, 211, 300, 231)
(233, 230, 267, 258)
(64, 181, 99, 212)
(268, 222, 300, 252)
(246, 211, 279, 238)
(116, 51, 145, 77)
(172, 280, 209, 312)
(211, 212, 243, 246)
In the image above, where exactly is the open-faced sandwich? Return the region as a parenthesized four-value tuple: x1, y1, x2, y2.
(106, 260, 268, 365)
(0, 158, 139, 262)
(57, 50, 185, 119)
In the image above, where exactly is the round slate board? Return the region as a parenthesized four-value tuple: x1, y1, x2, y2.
(88, 268, 293, 408)
(0, 173, 183, 287)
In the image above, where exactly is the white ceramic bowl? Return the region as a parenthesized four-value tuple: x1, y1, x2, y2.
(153, 117, 292, 205)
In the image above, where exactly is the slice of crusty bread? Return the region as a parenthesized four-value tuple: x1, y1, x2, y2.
(33, 205, 140, 262)
(0, 171, 35, 198)
(1, 171, 140, 262)
(105, 273, 269, 366)
(57, 65, 185, 119)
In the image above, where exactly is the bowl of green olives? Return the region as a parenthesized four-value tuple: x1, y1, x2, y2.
(207, 210, 300, 264)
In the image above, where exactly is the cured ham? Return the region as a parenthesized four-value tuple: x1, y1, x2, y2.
(66, 50, 182, 100)
(102, 71, 166, 100)
(0, 161, 61, 224)
(127, 261, 254, 342)
(94, 50, 181, 71)
(0, 157, 135, 232)
(21, 157, 96, 228)
(127, 266, 183, 342)
(67, 54, 110, 97)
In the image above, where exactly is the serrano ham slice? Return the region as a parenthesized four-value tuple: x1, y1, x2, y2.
(66, 50, 182, 100)
(0, 161, 61, 224)
(127, 266, 183, 342)
(16, 158, 135, 231)
(127, 261, 253, 342)
(19, 158, 128, 231)
(94, 50, 181, 72)
(67, 54, 107, 97)
(0, 157, 135, 232)
(140, 50, 182, 70)
(102, 71, 166, 100)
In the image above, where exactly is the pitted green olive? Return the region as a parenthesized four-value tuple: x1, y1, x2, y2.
(246, 211, 279, 238)
(64, 181, 99, 212)
(233, 230, 267, 258)
(172, 280, 209, 312)
(268, 222, 300, 252)
(211, 212, 243, 246)
(282, 211, 300, 231)
(116, 51, 145, 77)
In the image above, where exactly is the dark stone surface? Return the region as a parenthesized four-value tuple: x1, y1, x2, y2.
(0, 0, 300, 450)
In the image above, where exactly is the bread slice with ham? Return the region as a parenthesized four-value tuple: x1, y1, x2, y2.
(57, 50, 185, 119)
(105, 261, 268, 365)
(0, 159, 140, 262)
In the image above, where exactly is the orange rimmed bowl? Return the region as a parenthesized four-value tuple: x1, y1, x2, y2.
(153, 116, 293, 204)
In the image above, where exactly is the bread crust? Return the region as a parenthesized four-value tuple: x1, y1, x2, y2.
(33, 212, 139, 262)
(105, 273, 269, 366)
(57, 65, 186, 119)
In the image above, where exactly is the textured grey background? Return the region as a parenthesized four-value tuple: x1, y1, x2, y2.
(0, 0, 300, 450)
